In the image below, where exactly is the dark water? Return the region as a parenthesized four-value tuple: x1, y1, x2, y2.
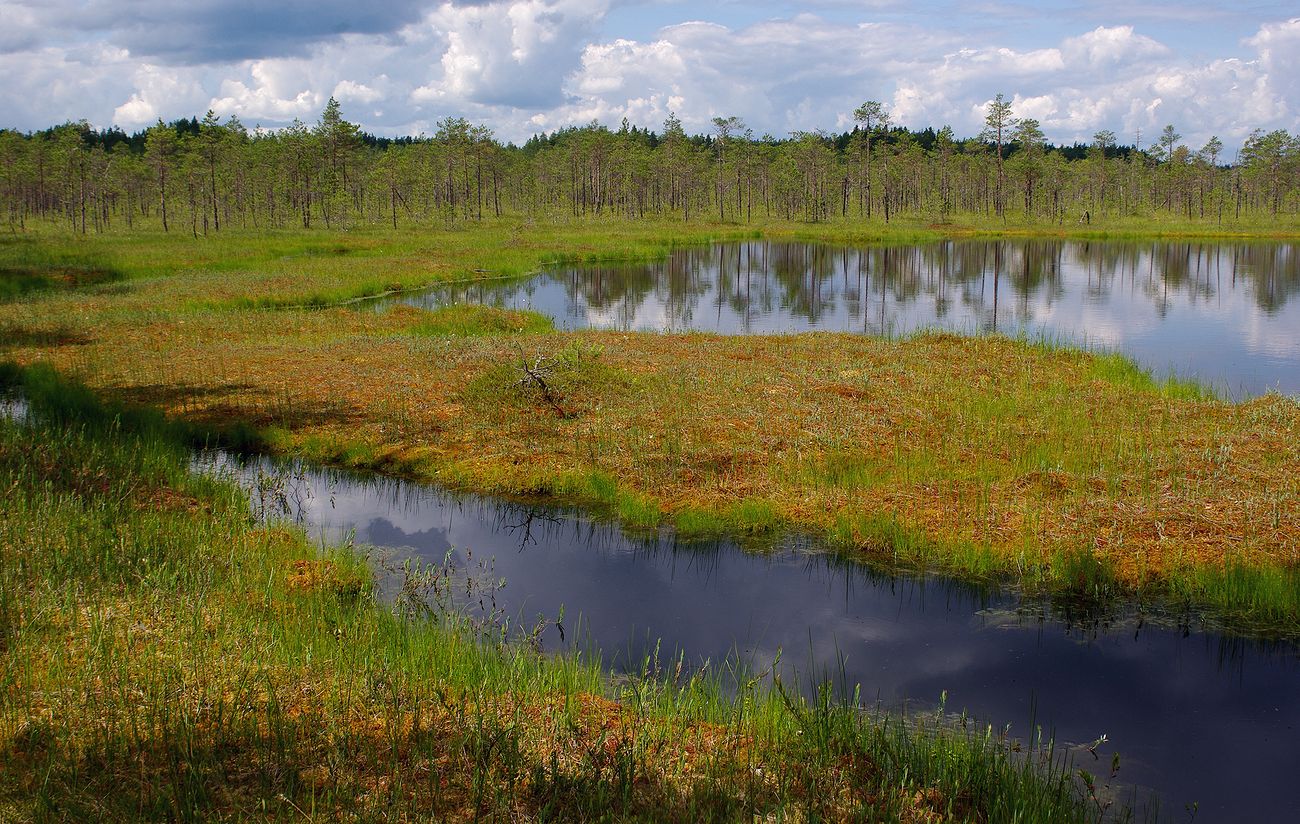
(208, 454, 1300, 824)
(391, 240, 1300, 399)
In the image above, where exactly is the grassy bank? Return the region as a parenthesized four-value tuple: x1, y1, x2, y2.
(1, 217, 1298, 637)
(2, 213, 1298, 310)
(0, 370, 1102, 822)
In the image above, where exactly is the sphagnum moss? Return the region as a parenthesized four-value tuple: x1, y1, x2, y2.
(1, 218, 1297, 634)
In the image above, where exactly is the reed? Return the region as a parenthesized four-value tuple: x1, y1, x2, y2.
(0, 374, 1102, 822)
(2, 221, 1296, 636)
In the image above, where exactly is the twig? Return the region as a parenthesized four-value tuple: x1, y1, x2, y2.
(512, 343, 569, 417)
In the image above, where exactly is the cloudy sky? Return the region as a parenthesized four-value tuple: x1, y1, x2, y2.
(1, 1, 1297, 152)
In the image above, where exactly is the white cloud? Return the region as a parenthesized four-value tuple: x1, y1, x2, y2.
(112, 64, 207, 126)
(1061, 25, 1168, 67)
(535, 18, 949, 137)
(210, 61, 325, 124)
(425, 0, 610, 108)
(333, 79, 387, 106)
(1013, 94, 1058, 122)
(1246, 17, 1300, 121)
(0, 4, 1297, 154)
(806, 17, 1299, 150)
(0, 44, 142, 128)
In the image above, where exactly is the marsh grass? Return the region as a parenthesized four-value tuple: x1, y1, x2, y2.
(5, 213, 1294, 312)
(1084, 351, 1217, 402)
(0, 361, 264, 453)
(0, 220, 766, 312)
(405, 304, 554, 337)
(2, 219, 1297, 637)
(0, 372, 1102, 822)
(1, 214, 1293, 821)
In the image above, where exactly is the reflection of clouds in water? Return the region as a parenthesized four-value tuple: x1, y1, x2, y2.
(1001, 296, 1150, 350)
(1240, 310, 1300, 361)
(198, 449, 1300, 822)
(583, 299, 673, 331)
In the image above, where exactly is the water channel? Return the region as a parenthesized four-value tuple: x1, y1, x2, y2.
(387, 239, 1300, 399)
(371, 239, 1300, 819)
(203, 452, 1300, 824)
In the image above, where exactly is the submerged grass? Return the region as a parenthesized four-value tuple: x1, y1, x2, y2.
(0, 372, 1101, 822)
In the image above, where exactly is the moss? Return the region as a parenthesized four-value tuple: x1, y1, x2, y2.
(3, 220, 1297, 635)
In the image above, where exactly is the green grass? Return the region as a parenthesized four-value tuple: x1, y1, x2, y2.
(0, 262, 123, 302)
(0, 360, 264, 453)
(2, 219, 1297, 638)
(2, 209, 1294, 816)
(0, 367, 1103, 822)
(0, 220, 765, 312)
(406, 304, 554, 337)
(1086, 351, 1216, 401)
(1166, 559, 1300, 631)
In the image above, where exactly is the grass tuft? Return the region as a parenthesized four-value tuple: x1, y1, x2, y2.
(403, 304, 554, 337)
(0, 366, 1101, 822)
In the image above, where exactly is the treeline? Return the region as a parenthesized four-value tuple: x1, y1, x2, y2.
(1, 97, 1298, 235)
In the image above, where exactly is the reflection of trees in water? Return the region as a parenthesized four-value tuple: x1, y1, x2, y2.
(768, 242, 843, 325)
(715, 244, 779, 327)
(1229, 243, 1300, 314)
(1065, 241, 1300, 316)
(538, 255, 716, 329)
(542, 263, 673, 328)
(421, 239, 1299, 331)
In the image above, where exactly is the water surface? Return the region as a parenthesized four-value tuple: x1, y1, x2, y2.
(391, 240, 1300, 398)
(209, 453, 1300, 824)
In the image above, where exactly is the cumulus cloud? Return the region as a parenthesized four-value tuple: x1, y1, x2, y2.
(0, 2, 1297, 155)
(0, 43, 143, 128)
(535, 16, 1299, 150)
(416, 0, 610, 109)
(113, 64, 209, 126)
(533, 18, 952, 137)
(1061, 25, 1168, 67)
(1247, 17, 1300, 117)
(856, 21, 1297, 149)
(209, 63, 325, 125)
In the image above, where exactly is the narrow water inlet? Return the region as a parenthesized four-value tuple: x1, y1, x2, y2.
(204, 450, 1300, 824)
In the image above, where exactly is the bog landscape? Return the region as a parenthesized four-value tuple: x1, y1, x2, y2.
(2, 93, 1298, 822)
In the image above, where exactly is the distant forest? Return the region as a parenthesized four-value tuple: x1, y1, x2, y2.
(2, 97, 1297, 234)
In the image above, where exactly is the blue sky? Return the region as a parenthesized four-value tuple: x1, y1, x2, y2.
(1, 1, 1297, 152)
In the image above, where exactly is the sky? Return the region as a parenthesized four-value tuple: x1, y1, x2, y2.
(1, 1, 1297, 153)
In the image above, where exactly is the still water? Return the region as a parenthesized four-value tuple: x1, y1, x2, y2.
(208, 454, 1300, 824)
(392, 240, 1300, 399)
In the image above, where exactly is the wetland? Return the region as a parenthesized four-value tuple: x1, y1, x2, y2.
(3, 221, 1298, 822)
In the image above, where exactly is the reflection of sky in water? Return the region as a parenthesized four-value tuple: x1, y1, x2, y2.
(391, 240, 1300, 399)
(205, 453, 1300, 824)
